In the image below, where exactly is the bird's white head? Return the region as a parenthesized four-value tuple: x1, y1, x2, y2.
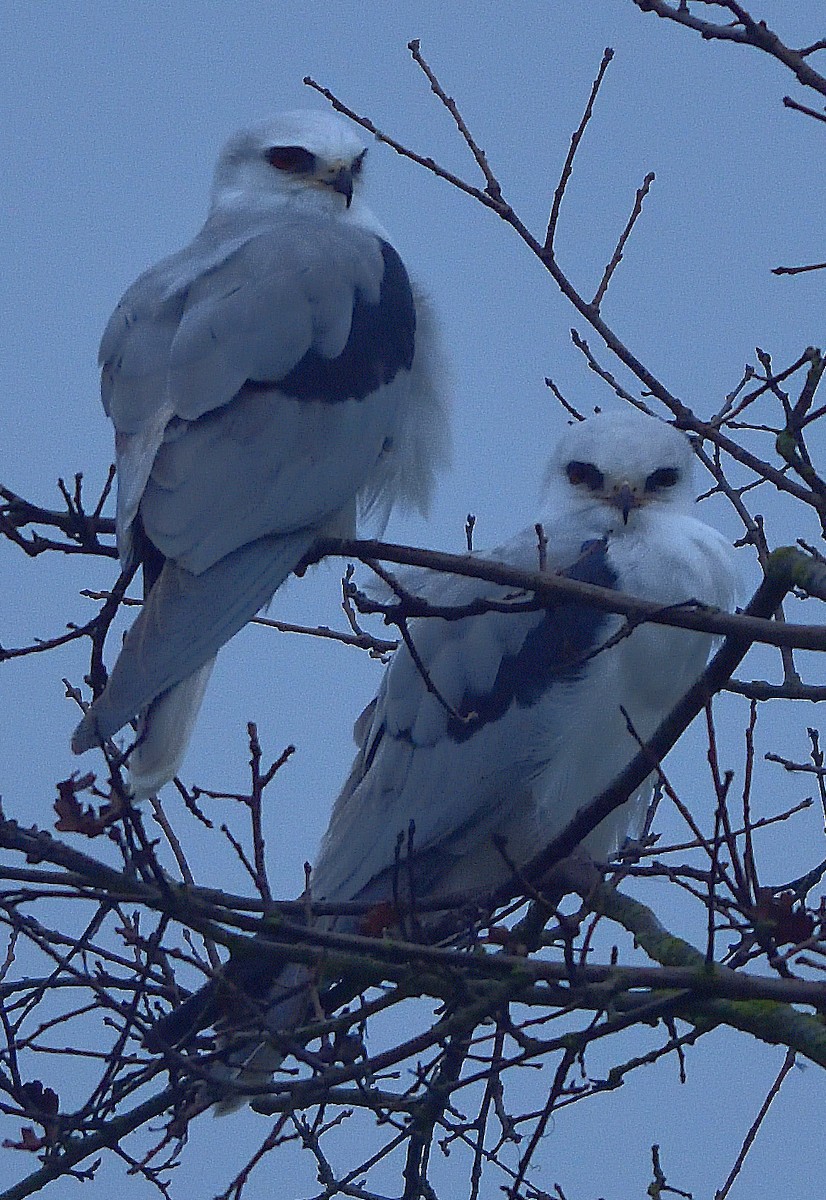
(210, 110, 369, 215)
(545, 409, 697, 529)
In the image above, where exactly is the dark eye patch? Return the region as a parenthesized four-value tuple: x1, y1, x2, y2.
(566, 460, 604, 491)
(645, 466, 680, 491)
(264, 145, 316, 173)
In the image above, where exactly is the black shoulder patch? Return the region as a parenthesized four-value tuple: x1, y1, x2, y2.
(133, 514, 167, 595)
(446, 539, 618, 743)
(362, 720, 385, 776)
(250, 240, 415, 404)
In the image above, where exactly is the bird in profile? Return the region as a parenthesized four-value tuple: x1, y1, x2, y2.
(149, 408, 739, 1110)
(71, 110, 449, 797)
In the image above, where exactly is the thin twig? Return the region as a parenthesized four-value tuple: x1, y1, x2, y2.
(545, 48, 614, 253)
(407, 39, 504, 202)
(592, 171, 655, 309)
(714, 1050, 797, 1200)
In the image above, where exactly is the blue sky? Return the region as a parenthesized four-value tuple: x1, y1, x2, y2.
(2, 3, 825, 1197)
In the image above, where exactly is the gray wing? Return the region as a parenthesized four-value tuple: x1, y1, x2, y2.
(314, 510, 739, 907)
(102, 213, 415, 571)
(74, 211, 420, 757)
(71, 525, 317, 753)
(311, 531, 619, 905)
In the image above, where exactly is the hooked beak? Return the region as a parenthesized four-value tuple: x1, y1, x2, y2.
(327, 165, 354, 207)
(611, 484, 641, 525)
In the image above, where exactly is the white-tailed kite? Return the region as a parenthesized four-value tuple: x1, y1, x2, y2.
(312, 409, 738, 905)
(150, 409, 739, 1108)
(71, 110, 449, 797)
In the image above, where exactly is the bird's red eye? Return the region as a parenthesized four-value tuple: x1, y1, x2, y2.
(645, 467, 679, 491)
(566, 461, 604, 490)
(264, 145, 316, 173)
